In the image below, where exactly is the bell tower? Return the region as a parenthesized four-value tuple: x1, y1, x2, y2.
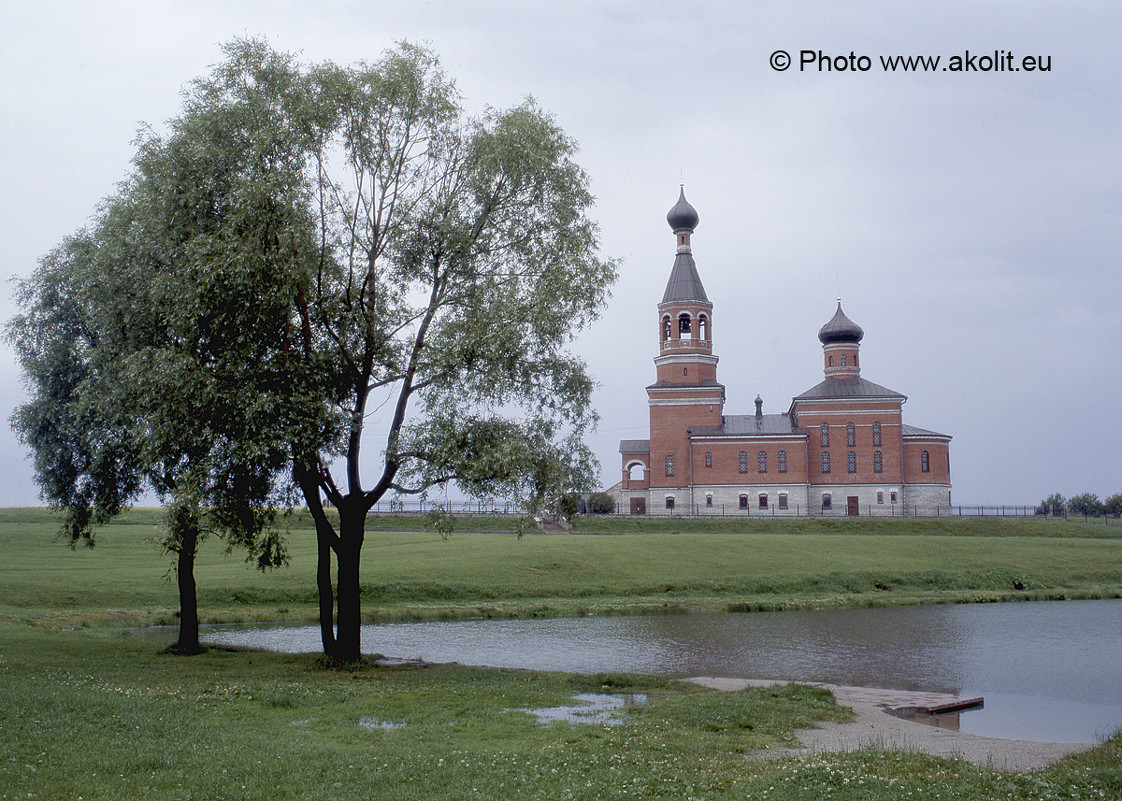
(647, 188, 724, 492)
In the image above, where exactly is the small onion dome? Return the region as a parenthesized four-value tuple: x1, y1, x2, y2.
(818, 301, 864, 344)
(666, 186, 699, 233)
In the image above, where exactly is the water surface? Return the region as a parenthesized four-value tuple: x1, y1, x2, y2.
(187, 599, 1122, 743)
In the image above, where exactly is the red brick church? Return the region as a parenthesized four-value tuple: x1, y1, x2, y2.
(613, 188, 951, 516)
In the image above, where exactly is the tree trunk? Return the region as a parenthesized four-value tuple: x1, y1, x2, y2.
(173, 524, 201, 654)
(317, 521, 338, 658)
(334, 506, 365, 661)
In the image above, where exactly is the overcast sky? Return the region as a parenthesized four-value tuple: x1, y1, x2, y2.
(2, 0, 1120, 508)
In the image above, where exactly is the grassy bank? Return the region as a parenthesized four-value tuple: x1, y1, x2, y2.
(1, 623, 1119, 800)
(2, 509, 1120, 627)
(2, 508, 1121, 798)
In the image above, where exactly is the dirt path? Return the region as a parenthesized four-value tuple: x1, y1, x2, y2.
(686, 677, 1092, 771)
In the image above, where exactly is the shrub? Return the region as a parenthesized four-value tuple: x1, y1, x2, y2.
(588, 491, 616, 514)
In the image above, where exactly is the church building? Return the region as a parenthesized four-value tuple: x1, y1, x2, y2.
(614, 189, 952, 516)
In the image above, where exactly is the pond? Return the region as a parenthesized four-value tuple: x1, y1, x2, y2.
(180, 598, 1122, 744)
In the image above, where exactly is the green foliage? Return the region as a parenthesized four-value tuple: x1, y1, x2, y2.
(1036, 492, 1066, 516)
(1068, 492, 1104, 516)
(1105, 493, 1122, 516)
(587, 491, 616, 514)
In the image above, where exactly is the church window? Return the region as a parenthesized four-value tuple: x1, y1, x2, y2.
(820, 423, 829, 447)
(704, 451, 712, 468)
(779, 493, 788, 510)
(678, 313, 692, 339)
(828, 356, 833, 366)
(921, 450, 930, 472)
(739, 494, 748, 510)
(739, 451, 748, 473)
(841, 354, 847, 366)
(854, 353, 859, 367)
(847, 451, 857, 473)
(705, 494, 713, 507)
(846, 422, 855, 446)
(777, 450, 787, 473)
(665, 454, 674, 477)
(758, 494, 768, 510)
(822, 493, 832, 510)
(665, 496, 675, 510)
(698, 315, 709, 341)
(877, 491, 884, 504)
(890, 490, 898, 503)
(821, 452, 831, 473)
(662, 316, 671, 341)
(873, 421, 881, 446)
(757, 451, 767, 473)
(683, 367, 688, 376)
(874, 451, 883, 473)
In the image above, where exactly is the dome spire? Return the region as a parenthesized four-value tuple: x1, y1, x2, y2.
(666, 185, 699, 235)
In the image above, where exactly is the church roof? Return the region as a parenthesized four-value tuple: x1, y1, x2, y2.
(619, 439, 650, 454)
(660, 252, 709, 303)
(902, 424, 952, 440)
(818, 302, 864, 343)
(689, 414, 803, 438)
(666, 186, 699, 233)
(792, 376, 907, 402)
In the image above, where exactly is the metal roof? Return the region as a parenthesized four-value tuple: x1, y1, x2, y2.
(792, 376, 906, 401)
(689, 414, 803, 438)
(901, 424, 952, 440)
(660, 251, 709, 304)
(619, 439, 651, 453)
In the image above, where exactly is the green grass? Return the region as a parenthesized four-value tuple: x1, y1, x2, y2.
(2, 508, 1121, 798)
(2, 508, 1121, 627)
(1, 623, 1119, 800)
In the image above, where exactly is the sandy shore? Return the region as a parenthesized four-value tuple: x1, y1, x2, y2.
(686, 677, 1093, 772)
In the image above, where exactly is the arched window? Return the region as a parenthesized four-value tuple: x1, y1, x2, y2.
(698, 315, 709, 341)
(828, 355, 834, 367)
(778, 493, 788, 510)
(627, 462, 645, 481)
(704, 451, 712, 468)
(822, 493, 832, 510)
(758, 494, 768, 510)
(854, 353, 859, 367)
(821, 452, 831, 473)
(841, 354, 847, 366)
(846, 422, 855, 447)
(665, 496, 675, 510)
(665, 454, 674, 477)
(847, 451, 857, 473)
(820, 423, 830, 447)
(872, 421, 882, 446)
(757, 451, 767, 473)
(777, 450, 788, 473)
(678, 313, 692, 339)
(705, 494, 713, 507)
(739, 494, 748, 510)
(739, 451, 748, 473)
(662, 316, 671, 341)
(921, 450, 930, 473)
(874, 451, 883, 473)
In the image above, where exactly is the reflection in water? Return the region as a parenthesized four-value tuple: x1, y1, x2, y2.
(186, 599, 1122, 744)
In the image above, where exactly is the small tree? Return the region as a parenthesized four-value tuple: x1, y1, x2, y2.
(1104, 493, 1122, 516)
(1036, 493, 1066, 516)
(1068, 493, 1103, 517)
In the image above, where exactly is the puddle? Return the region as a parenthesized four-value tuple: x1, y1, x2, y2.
(522, 693, 648, 726)
(359, 717, 407, 731)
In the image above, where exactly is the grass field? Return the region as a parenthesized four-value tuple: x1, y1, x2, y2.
(2, 508, 1119, 628)
(1, 508, 1121, 799)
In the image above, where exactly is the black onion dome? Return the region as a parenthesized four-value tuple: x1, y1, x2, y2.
(818, 302, 864, 344)
(666, 186, 699, 233)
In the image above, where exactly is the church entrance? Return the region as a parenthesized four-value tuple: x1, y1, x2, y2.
(630, 497, 647, 515)
(847, 496, 860, 516)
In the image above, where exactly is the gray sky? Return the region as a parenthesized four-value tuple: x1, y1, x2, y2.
(2, 0, 1120, 507)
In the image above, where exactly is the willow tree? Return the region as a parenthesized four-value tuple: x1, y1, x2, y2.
(289, 44, 617, 660)
(7, 42, 325, 653)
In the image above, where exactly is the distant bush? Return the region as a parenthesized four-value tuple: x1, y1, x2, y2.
(1105, 494, 1122, 516)
(1036, 493, 1066, 516)
(588, 492, 616, 515)
(1069, 493, 1104, 516)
